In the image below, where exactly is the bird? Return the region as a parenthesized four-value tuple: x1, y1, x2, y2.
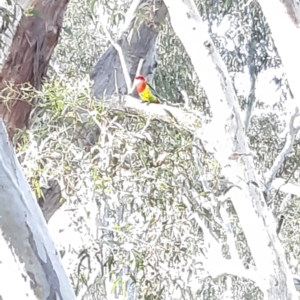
(134, 75, 161, 104)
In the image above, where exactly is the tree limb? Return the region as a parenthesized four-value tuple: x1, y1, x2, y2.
(192, 212, 264, 292)
(100, 6, 132, 93)
(107, 95, 201, 133)
(272, 178, 300, 197)
(264, 110, 300, 196)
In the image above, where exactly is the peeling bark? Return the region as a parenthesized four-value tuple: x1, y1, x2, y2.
(91, 0, 167, 99)
(0, 0, 69, 138)
(38, 180, 63, 223)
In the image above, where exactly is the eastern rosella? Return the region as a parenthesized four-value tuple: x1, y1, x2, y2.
(134, 75, 161, 104)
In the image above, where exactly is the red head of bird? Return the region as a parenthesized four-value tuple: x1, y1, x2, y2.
(134, 75, 147, 93)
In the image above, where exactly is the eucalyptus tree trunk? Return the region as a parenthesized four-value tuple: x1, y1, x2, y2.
(0, 1, 75, 299)
(0, 0, 69, 137)
(163, 0, 298, 299)
(91, 0, 167, 99)
(0, 121, 76, 300)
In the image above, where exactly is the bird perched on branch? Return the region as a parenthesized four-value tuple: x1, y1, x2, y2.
(134, 75, 161, 104)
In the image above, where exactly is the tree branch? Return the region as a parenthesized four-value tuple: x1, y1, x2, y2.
(107, 95, 201, 133)
(272, 178, 300, 197)
(264, 110, 300, 196)
(100, 6, 132, 93)
(191, 212, 264, 292)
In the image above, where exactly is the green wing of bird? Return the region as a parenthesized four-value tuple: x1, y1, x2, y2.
(147, 82, 163, 103)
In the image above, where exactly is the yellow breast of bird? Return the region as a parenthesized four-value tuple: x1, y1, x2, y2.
(139, 85, 155, 101)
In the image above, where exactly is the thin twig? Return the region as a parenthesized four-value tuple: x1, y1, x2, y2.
(191, 211, 263, 290)
(136, 58, 144, 77)
(100, 6, 132, 93)
(119, 0, 141, 38)
(180, 89, 190, 109)
(272, 177, 300, 197)
(129, 58, 144, 94)
(114, 68, 118, 94)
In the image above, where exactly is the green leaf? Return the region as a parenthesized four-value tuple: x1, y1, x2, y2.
(62, 26, 73, 35)
(111, 277, 121, 294)
(25, 7, 41, 17)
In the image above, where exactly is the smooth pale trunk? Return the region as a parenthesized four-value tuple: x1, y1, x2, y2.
(0, 120, 76, 299)
(163, 0, 298, 299)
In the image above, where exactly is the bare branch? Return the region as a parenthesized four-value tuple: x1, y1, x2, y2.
(191, 212, 263, 291)
(119, 0, 142, 38)
(129, 58, 144, 94)
(107, 95, 201, 133)
(192, 136, 209, 189)
(264, 110, 300, 196)
(100, 6, 132, 93)
(272, 178, 300, 197)
(181, 89, 190, 109)
(136, 58, 145, 77)
(257, 0, 300, 101)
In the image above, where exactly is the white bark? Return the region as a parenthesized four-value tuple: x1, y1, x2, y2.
(264, 111, 300, 195)
(192, 211, 264, 291)
(257, 0, 300, 102)
(272, 178, 300, 196)
(0, 120, 75, 300)
(257, 0, 300, 201)
(108, 95, 201, 133)
(164, 0, 298, 299)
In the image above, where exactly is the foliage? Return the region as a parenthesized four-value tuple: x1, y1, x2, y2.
(12, 0, 300, 299)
